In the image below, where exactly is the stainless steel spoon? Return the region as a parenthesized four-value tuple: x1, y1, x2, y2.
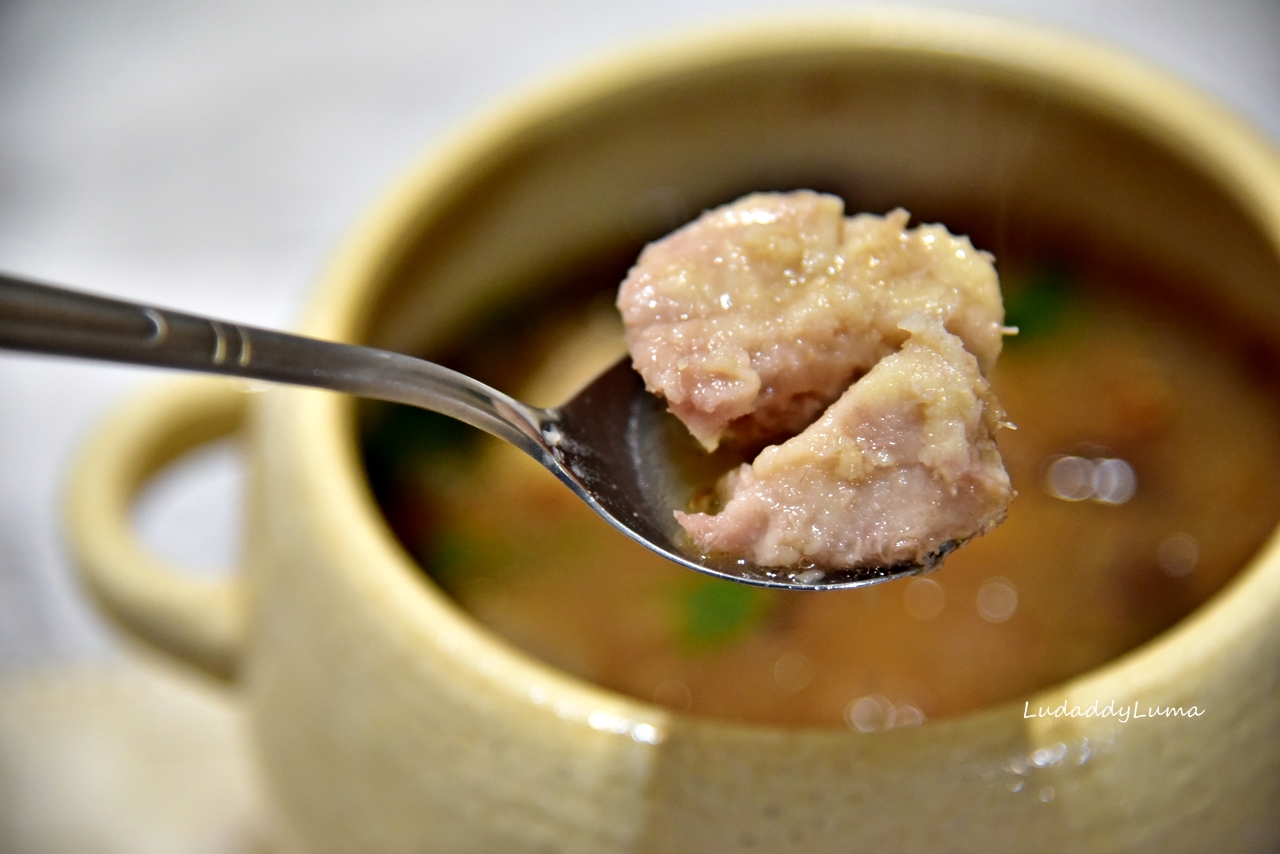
(0, 272, 944, 590)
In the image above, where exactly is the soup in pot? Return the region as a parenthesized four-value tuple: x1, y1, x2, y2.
(361, 214, 1280, 729)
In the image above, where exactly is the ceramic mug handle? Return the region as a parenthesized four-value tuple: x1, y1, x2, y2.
(65, 377, 248, 680)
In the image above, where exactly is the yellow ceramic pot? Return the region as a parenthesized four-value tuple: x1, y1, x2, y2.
(66, 11, 1280, 852)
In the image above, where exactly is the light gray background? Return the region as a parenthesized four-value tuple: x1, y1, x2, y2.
(2, 0, 1280, 669)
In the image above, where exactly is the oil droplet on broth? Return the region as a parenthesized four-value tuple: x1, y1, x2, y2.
(977, 578, 1018, 623)
(1158, 533, 1200, 577)
(1044, 455, 1136, 504)
(903, 577, 945, 620)
(652, 680, 693, 714)
(846, 695, 893, 732)
(772, 652, 815, 694)
(844, 695, 926, 732)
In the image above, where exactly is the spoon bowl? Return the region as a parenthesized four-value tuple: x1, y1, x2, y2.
(0, 271, 933, 589)
(553, 357, 940, 588)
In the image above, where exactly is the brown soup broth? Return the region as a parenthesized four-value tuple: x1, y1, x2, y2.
(361, 231, 1280, 729)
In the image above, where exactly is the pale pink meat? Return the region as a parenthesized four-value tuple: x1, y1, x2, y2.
(675, 316, 1012, 568)
(617, 191, 1005, 451)
(618, 190, 1014, 570)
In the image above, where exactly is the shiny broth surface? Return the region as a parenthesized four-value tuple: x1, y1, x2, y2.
(363, 241, 1280, 729)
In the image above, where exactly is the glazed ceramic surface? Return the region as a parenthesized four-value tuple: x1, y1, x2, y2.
(67, 12, 1280, 852)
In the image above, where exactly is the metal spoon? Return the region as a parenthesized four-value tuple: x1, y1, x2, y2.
(0, 272, 942, 590)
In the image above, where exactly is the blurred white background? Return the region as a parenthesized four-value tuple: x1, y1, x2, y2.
(0, 0, 1278, 849)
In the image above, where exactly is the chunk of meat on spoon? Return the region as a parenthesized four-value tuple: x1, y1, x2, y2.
(618, 191, 1013, 571)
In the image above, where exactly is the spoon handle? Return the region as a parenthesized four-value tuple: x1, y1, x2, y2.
(0, 272, 549, 457)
